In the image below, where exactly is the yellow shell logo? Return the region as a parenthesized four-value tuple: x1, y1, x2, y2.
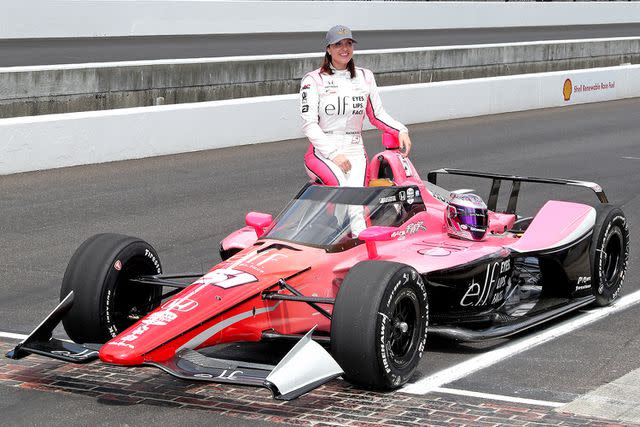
(563, 79, 572, 101)
(337, 28, 349, 35)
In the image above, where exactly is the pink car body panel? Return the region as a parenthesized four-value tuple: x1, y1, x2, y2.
(331, 209, 516, 275)
(220, 226, 258, 253)
(509, 200, 596, 253)
(488, 211, 516, 234)
(367, 149, 422, 186)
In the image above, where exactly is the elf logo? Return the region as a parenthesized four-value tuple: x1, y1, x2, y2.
(324, 96, 350, 115)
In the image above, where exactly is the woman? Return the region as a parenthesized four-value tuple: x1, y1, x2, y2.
(300, 25, 412, 187)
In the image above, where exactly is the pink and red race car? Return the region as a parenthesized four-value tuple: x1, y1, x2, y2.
(8, 134, 629, 400)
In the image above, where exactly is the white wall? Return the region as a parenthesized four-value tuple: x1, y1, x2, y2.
(382, 66, 631, 125)
(2, 1, 640, 39)
(1, 64, 637, 176)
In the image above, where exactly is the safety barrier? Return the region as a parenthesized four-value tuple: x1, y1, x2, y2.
(1, 64, 638, 175)
(3, 38, 639, 118)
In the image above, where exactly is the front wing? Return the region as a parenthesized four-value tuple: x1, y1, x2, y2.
(6, 292, 343, 400)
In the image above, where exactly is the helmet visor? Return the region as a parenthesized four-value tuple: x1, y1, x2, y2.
(458, 206, 488, 229)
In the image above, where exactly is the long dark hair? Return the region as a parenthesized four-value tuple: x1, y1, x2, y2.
(320, 51, 356, 78)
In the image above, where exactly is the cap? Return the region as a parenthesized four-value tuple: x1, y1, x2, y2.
(324, 25, 357, 46)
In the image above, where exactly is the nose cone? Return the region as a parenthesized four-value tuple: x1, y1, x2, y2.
(98, 242, 320, 367)
(99, 339, 145, 365)
(98, 314, 178, 366)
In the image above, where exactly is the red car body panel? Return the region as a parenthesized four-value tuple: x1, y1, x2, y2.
(100, 243, 333, 365)
(100, 199, 517, 367)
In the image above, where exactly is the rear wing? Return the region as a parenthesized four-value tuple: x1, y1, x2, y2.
(426, 168, 608, 214)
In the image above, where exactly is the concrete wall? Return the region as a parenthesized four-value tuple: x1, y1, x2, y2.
(3, 38, 639, 118)
(3, 1, 640, 39)
(1, 64, 637, 176)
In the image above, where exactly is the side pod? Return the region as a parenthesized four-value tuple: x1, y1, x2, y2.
(6, 292, 101, 363)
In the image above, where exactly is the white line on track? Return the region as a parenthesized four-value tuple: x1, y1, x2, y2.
(0, 332, 28, 341)
(433, 387, 564, 408)
(402, 290, 640, 395)
(622, 156, 640, 160)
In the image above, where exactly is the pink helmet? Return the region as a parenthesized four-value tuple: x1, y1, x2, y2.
(445, 193, 488, 241)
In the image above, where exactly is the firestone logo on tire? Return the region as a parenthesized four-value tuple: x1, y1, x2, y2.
(144, 249, 162, 274)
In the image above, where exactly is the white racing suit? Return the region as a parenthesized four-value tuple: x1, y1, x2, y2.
(300, 66, 408, 236)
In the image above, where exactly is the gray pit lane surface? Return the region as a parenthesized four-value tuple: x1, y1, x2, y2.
(2, 24, 640, 66)
(1, 98, 640, 424)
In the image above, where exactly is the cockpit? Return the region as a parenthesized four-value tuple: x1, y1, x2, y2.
(264, 184, 426, 251)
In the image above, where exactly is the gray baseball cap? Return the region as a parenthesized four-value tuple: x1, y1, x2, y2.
(324, 25, 357, 46)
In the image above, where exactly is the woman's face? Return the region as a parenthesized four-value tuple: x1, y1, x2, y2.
(327, 39, 354, 70)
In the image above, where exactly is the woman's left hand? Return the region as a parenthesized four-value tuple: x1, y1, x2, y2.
(399, 132, 412, 157)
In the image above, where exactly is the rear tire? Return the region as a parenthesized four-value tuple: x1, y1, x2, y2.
(60, 233, 163, 343)
(590, 205, 629, 307)
(331, 261, 428, 389)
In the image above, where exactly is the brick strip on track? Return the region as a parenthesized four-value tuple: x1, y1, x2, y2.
(0, 339, 633, 427)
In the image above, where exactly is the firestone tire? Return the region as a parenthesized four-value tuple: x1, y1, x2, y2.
(60, 233, 163, 343)
(590, 205, 629, 307)
(331, 261, 428, 390)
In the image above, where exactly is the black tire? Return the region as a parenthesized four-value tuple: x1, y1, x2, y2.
(60, 233, 163, 343)
(331, 261, 428, 389)
(590, 205, 629, 307)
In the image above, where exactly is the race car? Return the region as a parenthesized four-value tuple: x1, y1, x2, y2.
(7, 133, 629, 400)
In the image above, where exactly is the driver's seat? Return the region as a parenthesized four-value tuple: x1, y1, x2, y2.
(369, 178, 394, 187)
(366, 150, 422, 187)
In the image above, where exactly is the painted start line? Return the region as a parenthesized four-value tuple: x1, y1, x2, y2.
(2, 289, 640, 408)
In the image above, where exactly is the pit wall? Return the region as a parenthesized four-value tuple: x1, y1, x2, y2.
(2, 1, 640, 39)
(3, 38, 639, 118)
(1, 64, 637, 176)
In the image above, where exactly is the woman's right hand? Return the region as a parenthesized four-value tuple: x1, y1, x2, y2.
(332, 154, 351, 173)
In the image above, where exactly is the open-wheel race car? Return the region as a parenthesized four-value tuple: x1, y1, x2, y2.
(8, 133, 629, 400)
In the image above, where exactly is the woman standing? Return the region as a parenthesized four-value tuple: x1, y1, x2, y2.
(300, 25, 412, 187)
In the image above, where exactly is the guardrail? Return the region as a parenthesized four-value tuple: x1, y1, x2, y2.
(1, 64, 638, 176)
(2, 1, 640, 39)
(2, 38, 639, 118)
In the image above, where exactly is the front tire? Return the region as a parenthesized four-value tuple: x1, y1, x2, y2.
(590, 205, 629, 307)
(331, 261, 428, 389)
(60, 233, 163, 343)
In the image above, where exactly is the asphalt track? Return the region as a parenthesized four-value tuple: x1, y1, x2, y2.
(2, 24, 640, 67)
(1, 97, 640, 424)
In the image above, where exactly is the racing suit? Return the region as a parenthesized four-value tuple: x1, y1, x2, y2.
(300, 66, 408, 186)
(300, 66, 408, 235)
